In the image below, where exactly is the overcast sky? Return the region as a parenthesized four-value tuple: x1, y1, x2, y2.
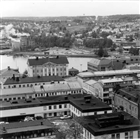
(1, 1, 140, 17)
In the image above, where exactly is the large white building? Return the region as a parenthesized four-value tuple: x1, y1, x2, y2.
(27, 56, 69, 77)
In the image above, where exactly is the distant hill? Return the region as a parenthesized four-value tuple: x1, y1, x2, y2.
(105, 14, 140, 22)
(2, 16, 96, 22)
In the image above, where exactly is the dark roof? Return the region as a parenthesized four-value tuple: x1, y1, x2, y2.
(70, 95, 112, 112)
(4, 75, 64, 85)
(116, 86, 140, 103)
(0, 94, 87, 110)
(76, 112, 140, 136)
(0, 119, 54, 135)
(0, 94, 111, 113)
(28, 56, 69, 66)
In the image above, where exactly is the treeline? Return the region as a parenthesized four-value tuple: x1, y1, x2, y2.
(32, 35, 74, 48)
(83, 38, 113, 48)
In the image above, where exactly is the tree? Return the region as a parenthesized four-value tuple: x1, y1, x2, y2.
(55, 119, 83, 139)
(96, 46, 108, 57)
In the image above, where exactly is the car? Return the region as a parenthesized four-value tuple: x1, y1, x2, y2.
(60, 115, 72, 120)
(24, 116, 34, 121)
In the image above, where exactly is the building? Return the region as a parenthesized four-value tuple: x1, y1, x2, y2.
(0, 81, 82, 101)
(0, 94, 112, 121)
(0, 119, 56, 139)
(27, 56, 69, 77)
(76, 112, 140, 139)
(69, 67, 79, 76)
(0, 67, 20, 89)
(81, 76, 136, 105)
(77, 69, 140, 82)
(114, 86, 140, 120)
(3, 75, 65, 89)
(88, 56, 140, 72)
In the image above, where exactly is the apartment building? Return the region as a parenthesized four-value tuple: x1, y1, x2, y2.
(82, 76, 135, 105)
(114, 86, 140, 120)
(0, 81, 82, 101)
(76, 112, 140, 139)
(27, 56, 69, 77)
(3, 75, 65, 89)
(0, 94, 112, 120)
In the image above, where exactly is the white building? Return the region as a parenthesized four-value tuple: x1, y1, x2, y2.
(27, 56, 69, 77)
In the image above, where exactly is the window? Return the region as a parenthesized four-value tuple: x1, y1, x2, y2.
(130, 131, 133, 139)
(138, 130, 140, 138)
(111, 134, 115, 139)
(23, 85, 25, 87)
(54, 105, 57, 109)
(8, 86, 10, 88)
(49, 113, 52, 116)
(19, 85, 21, 88)
(125, 132, 128, 139)
(116, 133, 120, 139)
(33, 70, 35, 73)
(59, 105, 62, 109)
(64, 104, 67, 108)
(49, 106, 51, 110)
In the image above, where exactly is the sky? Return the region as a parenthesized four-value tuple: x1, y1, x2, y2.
(1, 1, 140, 17)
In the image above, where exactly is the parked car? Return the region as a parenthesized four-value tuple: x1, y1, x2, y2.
(60, 115, 72, 120)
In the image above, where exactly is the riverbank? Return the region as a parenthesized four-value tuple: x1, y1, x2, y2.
(0, 48, 97, 58)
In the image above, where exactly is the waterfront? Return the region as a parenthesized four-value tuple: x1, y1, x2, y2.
(0, 55, 92, 73)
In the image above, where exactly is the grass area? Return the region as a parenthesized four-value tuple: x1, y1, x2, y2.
(67, 25, 87, 33)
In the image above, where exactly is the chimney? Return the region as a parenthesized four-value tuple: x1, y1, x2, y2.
(12, 74, 15, 80)
(7, 66, 10, 70)
(2, 127, 7, 133)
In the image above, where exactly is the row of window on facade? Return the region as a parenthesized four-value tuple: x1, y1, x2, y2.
(5, 81, 64, 89)
(1, 130, 55, 139)
(1, 90, 82, 102)
(33, 67, 66, 73)
(115, 96, 138, 118)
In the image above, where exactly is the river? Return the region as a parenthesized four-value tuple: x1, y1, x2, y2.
(0, 55, 92, 73)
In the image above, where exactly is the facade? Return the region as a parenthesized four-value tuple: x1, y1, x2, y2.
(0, 119, 56, 139)
(0, 94, 112, 120)
(88, 56, 140, 72)
(80, 76, 136, 105)
(76, 112, 140, 139)
(114, 86, 140, 120)
(0, 81, 82, 101)
(3, 75, 65, 89)
(27, 56, 69, 77)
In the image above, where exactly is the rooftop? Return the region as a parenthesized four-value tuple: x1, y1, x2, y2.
(0, 67, 19, 77)
(0, 94, 86, 110)
(28, 56, 69, 66)
(0, 94, 111, 113)
(76, 112, 140, 136)
(77, 69, 140, 78)
(1, 82, 82, 97)
(70, 95, 112, 112)
(4, 75, 64, 85)
(117, 86, 140, 103)
(0, 119, 54, 135)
